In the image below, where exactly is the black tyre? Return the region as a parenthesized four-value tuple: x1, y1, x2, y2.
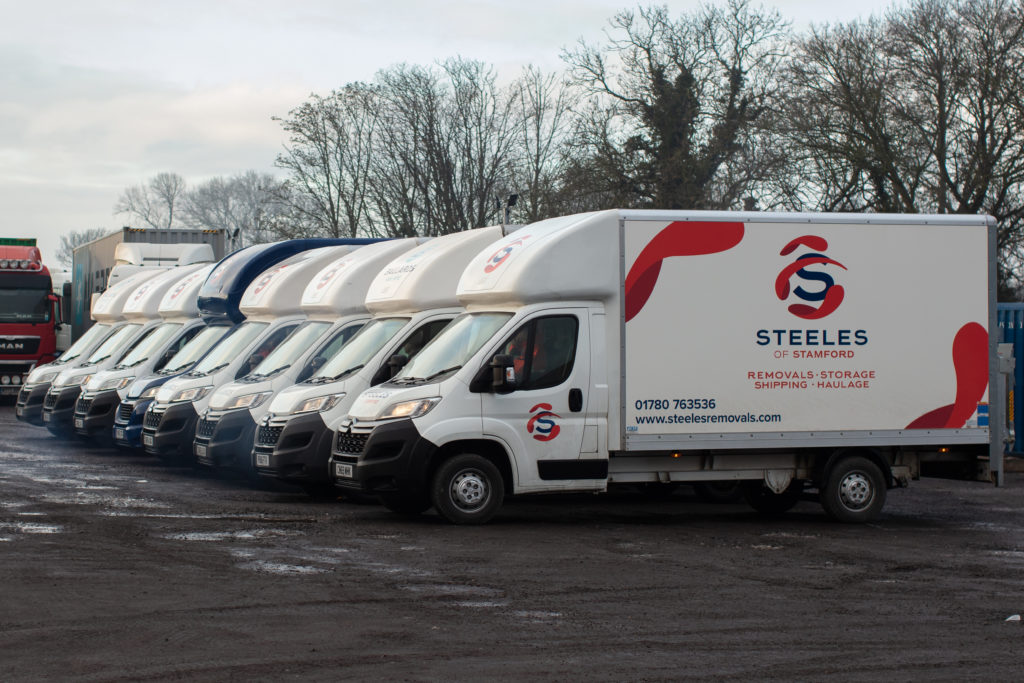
(379, 492, 432, 516)
(741, 479, 803, 515)
(821, 456, 887, 523)
(431, 454, 504, 525)
(694, 481, 743, 503)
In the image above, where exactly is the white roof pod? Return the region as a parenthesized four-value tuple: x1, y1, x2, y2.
(120, 263, 210, 321)
(158, 264, 216, 321)
(300, 238, 429, 317)
(239, 245, 365, 319)
(90, 268, 168, 323)
(365, 226, 508, 315)
(458, 210, 618, 306)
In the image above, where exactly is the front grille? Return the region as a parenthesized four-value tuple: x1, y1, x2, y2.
(334, 430, 369, 456)
(196, 417, 217, 439)
(256, 424, 283, 446)
(144, 410, 163, 429)
(43, 392, 58, 409)
(117, 402, 134, 422)
(74, 397, 93, 417)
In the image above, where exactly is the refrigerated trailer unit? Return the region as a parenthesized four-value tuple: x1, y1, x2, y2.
(332, 210, 1003, 524)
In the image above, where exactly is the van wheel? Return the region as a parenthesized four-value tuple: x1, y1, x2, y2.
(431, 454, 504, 525)
(741, 480, 803, 515)
(821, 456, 886, 523)
(379, 492, 431, 516)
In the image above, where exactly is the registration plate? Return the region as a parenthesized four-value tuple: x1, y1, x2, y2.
(195, 444, 207, 458)
(74, 417, 84, 429)
(42, 412, 51, 422)
(255, 453, 270, 467)
(335, 462, 353, 478)
(143, 434, 154, 446)
(16, 406, 23, 417)
(114, 428, 125, 441)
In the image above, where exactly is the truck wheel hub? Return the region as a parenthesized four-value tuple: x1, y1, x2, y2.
(839, 472, 872, 509)
(451, 471, 487, 508)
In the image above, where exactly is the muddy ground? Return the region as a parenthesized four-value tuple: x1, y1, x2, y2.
(1, 402, 1022, 681)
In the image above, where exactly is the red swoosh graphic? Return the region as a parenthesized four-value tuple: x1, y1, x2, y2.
(906, 322, 988, 429)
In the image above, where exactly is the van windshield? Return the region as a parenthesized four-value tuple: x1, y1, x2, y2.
(159, 325, 233, 375)
(84, 323, 142, 364)
(249, 321, 331, 378)
(310, 317, 409, 382)
(58, 323, 112, 363)
(113, 322, 183, 369)
(189, 322, 269, 376)
(396, 312, 512, 382)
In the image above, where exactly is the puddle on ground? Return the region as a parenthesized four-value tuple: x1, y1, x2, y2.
(455, 600, 511, 609)
(237, 559, 328, 575)
(514, 610, 562, 622)
(0, 521, 63, 534)
(401, 584, 504, 598)
(163, 529, 296, 542)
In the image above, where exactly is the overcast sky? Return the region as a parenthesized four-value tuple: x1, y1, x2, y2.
(0, 0, 896, 267)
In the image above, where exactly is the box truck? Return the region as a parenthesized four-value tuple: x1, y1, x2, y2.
(330, 210, 1002, 524)
(141, 238, 380, 460)
(195, 239, 425, 479)
(254, 226, 509, 495)
(73, 264, 214, 441)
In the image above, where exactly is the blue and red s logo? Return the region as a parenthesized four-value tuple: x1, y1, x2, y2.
(775, 235, 847, 320)
(484, 235, 530, 273)
(527, 402, 560, 441)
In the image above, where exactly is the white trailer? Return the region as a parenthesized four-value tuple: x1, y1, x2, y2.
(332, 210, 1003, 524)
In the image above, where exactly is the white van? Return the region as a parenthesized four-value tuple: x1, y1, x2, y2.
(254, 227, 510, 495)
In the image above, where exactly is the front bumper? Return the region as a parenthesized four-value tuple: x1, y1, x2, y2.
(16, 382, 51, 425)
(253, 412, 333, 484)
(142, 402, 199, 460)
(194, 409, 257, 471)
(329, 418, 437, 495)
(73, 389, 121, 439)
(112, 397, 152, 448)
(42, 385, 82, 436)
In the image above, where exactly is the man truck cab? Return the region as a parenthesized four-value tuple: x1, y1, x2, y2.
(142, 242, 371, 461)
(73, 264, 213, 442)
(254, 227, 508, 496)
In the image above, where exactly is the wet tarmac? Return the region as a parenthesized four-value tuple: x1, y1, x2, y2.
(1, 402, 1023, 680)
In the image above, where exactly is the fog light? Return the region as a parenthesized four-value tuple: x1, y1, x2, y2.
(12, 375, 21, 385)
(0, 376, 10, 385)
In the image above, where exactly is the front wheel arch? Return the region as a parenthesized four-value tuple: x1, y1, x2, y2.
(427, 439, 515, 496)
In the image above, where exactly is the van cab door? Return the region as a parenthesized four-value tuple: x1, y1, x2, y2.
(479, 309, 604, 493)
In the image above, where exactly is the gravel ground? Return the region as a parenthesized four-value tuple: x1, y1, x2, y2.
(1, 402, 1023, 681)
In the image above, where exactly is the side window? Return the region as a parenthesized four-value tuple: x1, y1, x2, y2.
(236, 324, 297, 379)
(496, 315, 578, 391)
(298, 323, 364, 382)
(371, 318, 453, 385)
(154, 326, 202, 372)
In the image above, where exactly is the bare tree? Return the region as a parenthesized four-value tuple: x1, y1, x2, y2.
(561, 0, 789, 209)
(181, 171, 287, 247)
(274, 84, 382, 238)
(114, 172, 188, 230)
(55, 227, 109, 267)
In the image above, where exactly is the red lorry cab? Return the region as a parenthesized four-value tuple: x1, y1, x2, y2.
(0, 239, 61, 394)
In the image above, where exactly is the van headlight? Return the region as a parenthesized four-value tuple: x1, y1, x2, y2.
(26, 367, 60, 385)
(215, 391, 272, 410)
(169, 386, 213, 403)
(378, 397, 441, 420)
(56, 373, 91, 388)
(138, 386, 160, 400)
(95, 376, 135, 392)
(292, 393, 346, 415)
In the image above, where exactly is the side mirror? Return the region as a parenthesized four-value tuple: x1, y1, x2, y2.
(490, 354, 516, 394)
(309, 356, 326, 372)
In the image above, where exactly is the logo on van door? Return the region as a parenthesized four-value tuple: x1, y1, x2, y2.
(527, 402, 560, 441)
(775, 236, 847, 320)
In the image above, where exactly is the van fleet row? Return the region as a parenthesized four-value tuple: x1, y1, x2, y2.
(16, 210, 1004, 525)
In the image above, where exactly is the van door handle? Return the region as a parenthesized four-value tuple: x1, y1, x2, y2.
(568, 388, 583, 412)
